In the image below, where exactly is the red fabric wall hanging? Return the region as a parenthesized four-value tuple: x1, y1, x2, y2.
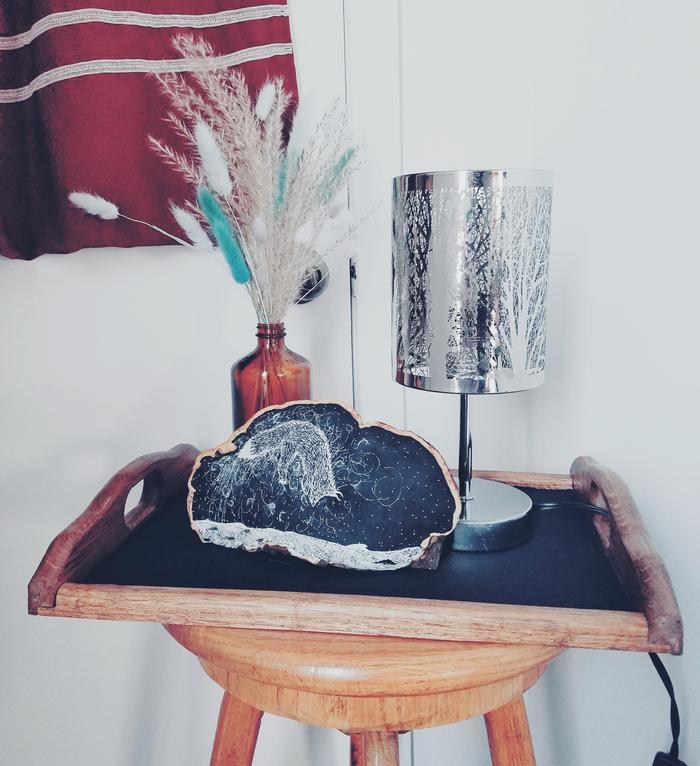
(0, 1, 298, 260)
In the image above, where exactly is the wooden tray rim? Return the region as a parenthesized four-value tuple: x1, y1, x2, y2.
(39, 581, 671, 653)
(28, 445, 683, 655)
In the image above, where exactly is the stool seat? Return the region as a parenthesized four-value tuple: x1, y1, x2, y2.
(167, 624, 562, 764)
(166, 624, 561, 698)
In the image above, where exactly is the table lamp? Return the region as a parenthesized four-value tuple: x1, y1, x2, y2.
(392, 169, 553, 551)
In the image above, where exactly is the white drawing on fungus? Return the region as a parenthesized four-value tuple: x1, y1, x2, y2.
(190, 405, 450, 570)
(237, 420, 342, 507)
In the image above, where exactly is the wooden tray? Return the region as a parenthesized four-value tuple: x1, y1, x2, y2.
(28, 445, 683, 654)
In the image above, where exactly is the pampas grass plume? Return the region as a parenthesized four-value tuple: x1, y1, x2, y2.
(194, 121, 232, 196)
(69, 191, 119, 220)
(150, 56, 362, 322)
(254, 81, 276, 121)
(170, 204, 213, 250)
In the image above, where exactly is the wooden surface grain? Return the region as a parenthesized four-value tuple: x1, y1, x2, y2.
(350, 732, 399, 766)
(209, 692, 261, 766)
(40, 582, 669, 653)
(165, 624, 562, 697)
(571, 457, 683, 654)
(199, 658, 547, 732)
(27, 444, 198, 615)
(485, 695, 536, 766)
(467, 469, 572, 490)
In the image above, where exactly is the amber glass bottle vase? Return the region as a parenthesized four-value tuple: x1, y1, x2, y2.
(231, 323, 311, 430)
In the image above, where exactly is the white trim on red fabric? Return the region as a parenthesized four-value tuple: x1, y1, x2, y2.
(0, 5, 288, 51)
(0, 42, 294, 103)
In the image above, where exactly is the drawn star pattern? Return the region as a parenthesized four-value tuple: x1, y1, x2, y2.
(191, 403, 457, 553)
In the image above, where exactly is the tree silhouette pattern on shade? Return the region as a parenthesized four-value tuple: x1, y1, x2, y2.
(497, 186, 552, 375)
(392, 188, 433, 377)
(393, 183, 552, 386)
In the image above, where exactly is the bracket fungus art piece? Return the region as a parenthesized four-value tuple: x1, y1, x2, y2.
(188, 401, 460, 571)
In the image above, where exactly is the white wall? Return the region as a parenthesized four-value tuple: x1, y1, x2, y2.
(2, 1, 697, 765)
(522, 1, 700, 762)
(388, 1, 698, 763)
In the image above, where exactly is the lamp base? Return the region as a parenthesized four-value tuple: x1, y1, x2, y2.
(452, 478, 534, 552)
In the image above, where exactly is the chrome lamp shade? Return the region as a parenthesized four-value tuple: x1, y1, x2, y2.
(392, 169, 552, 394)
(391, 169, 553, 551)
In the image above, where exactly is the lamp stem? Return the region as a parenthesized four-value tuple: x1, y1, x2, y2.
(458, 393, 473, 519)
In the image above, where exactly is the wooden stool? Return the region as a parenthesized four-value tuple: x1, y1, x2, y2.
(28, 446, 683, 766)
(166, 624, 562, 765)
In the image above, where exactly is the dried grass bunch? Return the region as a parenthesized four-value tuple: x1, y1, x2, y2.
(151, 35, 361, 323)
(69, 35, 361, 324)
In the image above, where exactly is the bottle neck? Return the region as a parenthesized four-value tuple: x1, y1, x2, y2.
(256, 322, 286, 350)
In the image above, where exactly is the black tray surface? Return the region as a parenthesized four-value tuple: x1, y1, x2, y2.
(84, 488, 635, 612)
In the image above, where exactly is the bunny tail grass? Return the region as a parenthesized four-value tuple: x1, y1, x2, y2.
(212, 221, 251, 284)
(197, 188, 250, 283)
(254, 80, 276, 121)
(275, 156, 288, 213)
(70, 191, 193, 246)
(194, 121, 233, 197)
(170, 204, 213, 251)
(251, 215, 268, 244)
(69, 191, 119, 220)
(197, 187, 229, 229)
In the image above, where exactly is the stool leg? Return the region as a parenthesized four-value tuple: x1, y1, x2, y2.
(350, 732, 400, 766)
(484, 695, 535, 766)
(210, 692, 262, 766)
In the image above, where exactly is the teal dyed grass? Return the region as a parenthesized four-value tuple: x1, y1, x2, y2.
(321, 147, 355, 202)
(197, 187, 250, 284)
(275, 156, 288, 213)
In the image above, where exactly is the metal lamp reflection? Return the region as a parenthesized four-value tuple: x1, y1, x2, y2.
(392, 169, 553, 551)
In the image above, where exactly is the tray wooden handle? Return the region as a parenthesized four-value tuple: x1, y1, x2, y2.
(28, 443, 199, 614)
(571, 456, 682, 654)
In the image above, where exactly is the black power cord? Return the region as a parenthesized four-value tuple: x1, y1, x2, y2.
(533, 500, 687, 764)
(649, 652, 687, 766)
(534, 500, 611, 518)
